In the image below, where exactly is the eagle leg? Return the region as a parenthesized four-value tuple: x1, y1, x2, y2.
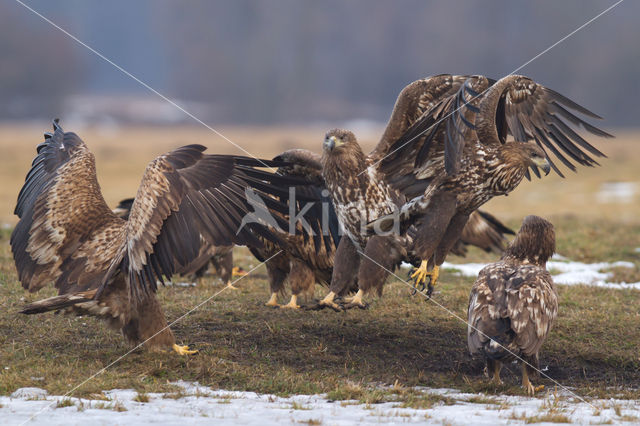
(521, 364, 536, 396)
(409, 263, 439, 297)
(280, 294, 300, 309)
(265, 292, 280, 307)
(315, 291, 344, 311)
(487, 359, 503, 385)
(232, 266, 248, 277)
(225, 280, 239, 290)
(172, 344, 198, 356)
(342, 289, 369, 310)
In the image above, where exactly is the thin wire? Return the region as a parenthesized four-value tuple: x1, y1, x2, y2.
(362, 0, 624, 176)
(13, 0, 278, 173)
(19, 250, 283, 425)
(355, 249, 595, 409)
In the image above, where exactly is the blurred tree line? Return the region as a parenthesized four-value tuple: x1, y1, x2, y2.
(1, 0, 637, 125)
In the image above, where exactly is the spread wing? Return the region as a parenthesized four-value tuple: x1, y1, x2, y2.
(375, 75, 473, 197)
(391, 74, 612, 180)
(272, 149, 341, 265)
(11, 120, 125, 294)
(112, 146, 303, 300)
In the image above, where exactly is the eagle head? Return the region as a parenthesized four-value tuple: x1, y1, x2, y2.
(522, 143, 551, 176)
(505, 215, 555, 266)
(323, 129, 357, 153)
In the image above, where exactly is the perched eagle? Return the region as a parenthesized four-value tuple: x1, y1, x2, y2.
(11, 120, 317, 354)
(320, 74, 609, 308)
(113, 198, 245, 288)
(467, 215, 557, 395)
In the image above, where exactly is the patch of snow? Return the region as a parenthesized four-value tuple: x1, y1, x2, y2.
(403, 256, 640, 290)
(1, 382, 638, 425)
(596, 181, 637, 204)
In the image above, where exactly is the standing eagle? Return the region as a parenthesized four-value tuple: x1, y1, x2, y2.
(256, 149, 343, 309)
(320, 74, 609, 308)
(264, 150, 514, 309)
(467, 215, 557, 395)
(11, 120, 317, 354)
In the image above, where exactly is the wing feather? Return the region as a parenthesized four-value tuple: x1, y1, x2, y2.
(11, 120, 125, 293)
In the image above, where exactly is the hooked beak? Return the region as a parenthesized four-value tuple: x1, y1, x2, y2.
(323, 135, 336, 152)
(533, 157, 551, 175)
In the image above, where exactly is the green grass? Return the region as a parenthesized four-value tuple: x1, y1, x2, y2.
(0, 217, 639, 406)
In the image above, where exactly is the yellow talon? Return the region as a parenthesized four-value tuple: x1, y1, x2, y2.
(172, 344, 198, 355)
(265, 292, 279, 307)
(280, 294, 300, 309)
(226, 281, 239, 290)
(534, 384, 545, 392)
(232, 266, 248, 277)
(410, 260, 429, 286)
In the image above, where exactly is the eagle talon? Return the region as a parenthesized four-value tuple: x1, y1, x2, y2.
(342, 289, 368, 310)
(280, 295, 300, 309)
(313, 291, 344, 312)
(231, 266, 248, 277)
(409, 262, 439, 298)
(264, 292, 280, 308)
(225, 281, 239, 290)
(172, 344, 198, 356)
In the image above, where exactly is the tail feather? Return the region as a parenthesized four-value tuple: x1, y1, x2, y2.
(20, 289, 97, 315)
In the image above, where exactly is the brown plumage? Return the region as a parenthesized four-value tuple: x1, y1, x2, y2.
(320, 74, 609, 308)
(467, 215, 557, 395)
(375, 75, 611, 268)
(254, 149, 344, 309)
(113, 198, 236, 286)
(11, 120, 314, 354)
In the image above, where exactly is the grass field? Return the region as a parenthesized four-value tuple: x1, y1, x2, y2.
(0, 124, 639, 409)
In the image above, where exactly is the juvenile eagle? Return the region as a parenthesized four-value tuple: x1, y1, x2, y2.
(467, 215, 557, 395)
(11, 120, 314, 354)
(266, 150, 513, 309)
(320, 74, 609, 308)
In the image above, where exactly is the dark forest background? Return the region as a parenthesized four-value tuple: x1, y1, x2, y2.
(1, 0, 637, 126)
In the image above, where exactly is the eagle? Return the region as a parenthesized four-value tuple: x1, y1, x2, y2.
(320, 74, 610, 309)
(467, 215, 557, 395)
(11, 120, 318, 354)
(113, 198, 246, 288)
(250, 149, 343, 309)
(261, 150, 516, 309)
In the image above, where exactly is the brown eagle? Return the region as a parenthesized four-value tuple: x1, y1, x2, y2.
(320, 74, 609, 308)
(11, 120, 315, 354)
(113, 198, 245, 288)
(467, 215, 557, 395)
(261, 150, 514, 309)
(252, 149, 343, 309)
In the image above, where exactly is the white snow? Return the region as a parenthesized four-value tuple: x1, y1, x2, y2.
(596, 181, 637, 204)
(431, 255, 640, 290)
(2, 381, 638, 425)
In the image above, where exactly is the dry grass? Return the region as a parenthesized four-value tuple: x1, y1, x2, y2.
(0, 124, 639, 406)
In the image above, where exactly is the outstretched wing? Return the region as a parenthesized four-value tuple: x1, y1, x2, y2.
(11, 120, 125, 294)
(375, 75, 473, 197)
(114, 147, 304, 299)
(411, 75, 611, 178)
(272, 149, 341, 271)
(370, 74, 469, 163)
(494, 75, 611, 177)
